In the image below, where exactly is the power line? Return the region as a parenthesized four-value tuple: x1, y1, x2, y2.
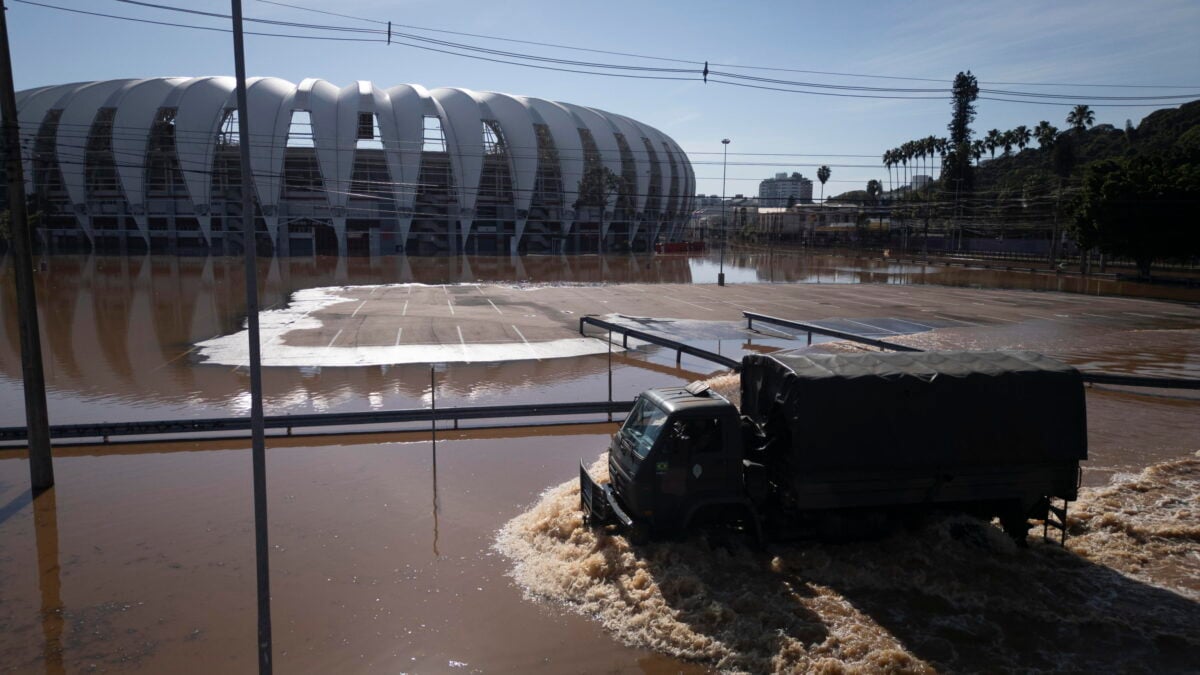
(255, 0, 1200, 91)
(16, 1, 1198, 107)
(12, 0, 384, 41)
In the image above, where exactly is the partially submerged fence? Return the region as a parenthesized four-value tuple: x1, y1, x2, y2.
(0, 400, 635, 447)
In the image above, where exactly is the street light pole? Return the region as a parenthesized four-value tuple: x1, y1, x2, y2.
(719, 138, 730, 287)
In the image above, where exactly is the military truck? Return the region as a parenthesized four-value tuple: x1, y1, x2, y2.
(580, 350, 1087, 543)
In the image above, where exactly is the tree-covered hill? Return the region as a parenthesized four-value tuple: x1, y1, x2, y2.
(975, 99, 1200, 193)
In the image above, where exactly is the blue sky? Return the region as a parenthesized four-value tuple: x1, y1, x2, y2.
(8, 0, 1200, 197)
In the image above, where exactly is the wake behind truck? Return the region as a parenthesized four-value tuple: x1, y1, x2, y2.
(580, 350, 1087, 543)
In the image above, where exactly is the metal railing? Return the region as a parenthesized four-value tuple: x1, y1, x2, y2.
(0, 400, 634, 446)
(743, 311, 924, 352)
(579, 315, 743, 370)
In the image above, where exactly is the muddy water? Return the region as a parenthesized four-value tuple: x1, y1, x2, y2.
(2, 251, 1197, 430)
(0, 429, 713, 674)
(1, 251, 1199, 673)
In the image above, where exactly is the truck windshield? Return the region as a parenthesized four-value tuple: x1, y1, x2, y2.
(621, 397, 668, 459)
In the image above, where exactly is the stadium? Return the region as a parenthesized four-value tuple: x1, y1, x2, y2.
(11, 77, 695, 255)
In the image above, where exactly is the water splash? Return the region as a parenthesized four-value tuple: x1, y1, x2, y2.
(496, 450, 1199, 672)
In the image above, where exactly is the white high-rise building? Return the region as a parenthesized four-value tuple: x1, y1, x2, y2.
(758, 172, 813, 207)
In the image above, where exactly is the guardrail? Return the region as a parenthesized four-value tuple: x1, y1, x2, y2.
(1079, 372, 1200, 390)
(0, 400, 635, 446)
(579, 315, 743, 370)
(743, 311, 924, 353)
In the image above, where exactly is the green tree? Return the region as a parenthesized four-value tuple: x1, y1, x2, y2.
(817, 165, 831, 202)
(1034, 121, 1058, 150)
(1013, 125, 1032, 151)
(866, 179, 882, 204)
(882, 150, 895, 193)
(970, 139, 986, 165)
(985, 129, 1002, 159)
(1067, 104, 1095, 132)
(573, 165, 624, 213)
(1069, 155, 1200, 278)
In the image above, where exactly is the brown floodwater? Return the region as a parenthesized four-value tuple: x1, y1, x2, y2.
(1, 250, 1198, 673)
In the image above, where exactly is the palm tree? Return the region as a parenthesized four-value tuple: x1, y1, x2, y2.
(934, 136, 948, 177)
(1013, 125, 1032, 152)
(882, 150, 894, 194)
(985, 129, 1002, 159)
(923, 136, 936, 181)
(1001, 130, 1015, 156)
(1034, 121, 1058, 150)
(817, 165, 831, 202)
(1066, 104, 1095, 132)
(970, 139, 986, 166)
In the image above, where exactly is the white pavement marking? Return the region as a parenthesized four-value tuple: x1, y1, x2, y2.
(447, 298, 455, 315)
(487, 298, 502, 314)
(512, 325, 541, 361)
(933, 314, 983, 326)
(673, 297, 714, 312)
(827, 296, 882, 308)
(1081, 312, 1110, 319)
(326, 328, 344, 349)
(972, 313, 1018, 324)
(842, 318, 899, 334)
(402, 300, 409, 316)
(351, 300, 367, 318)
(1126, 312, 1161, 319)
(457, 325, 469, 361)
(395, 327, 403, 346)
(888, 318, 936, 330)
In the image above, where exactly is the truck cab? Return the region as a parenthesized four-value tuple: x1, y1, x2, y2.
(581, 383, 753, 537)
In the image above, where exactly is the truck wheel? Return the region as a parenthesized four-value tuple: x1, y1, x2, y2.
(626, 523, 650, 546)
(999, 506, 1030, 548)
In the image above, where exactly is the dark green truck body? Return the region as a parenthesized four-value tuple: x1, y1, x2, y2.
(581, 350, 1087, 541)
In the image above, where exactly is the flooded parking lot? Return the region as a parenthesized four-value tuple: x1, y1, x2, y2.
(1, 250, 1198, 672)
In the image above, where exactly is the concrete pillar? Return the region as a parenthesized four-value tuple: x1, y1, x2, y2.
(460, 217, 473, 255)
(560, 219, 574, 254)
(397, 215, 413, 253)
(332, 216, 347, 256)
(281, 221, 292, 257)
(510, 218, 527, 255)
(131, 214, 151, 248)
(195, 215, 212, 248)
(265, 217, 286, 257)
(76, 214, 95, 248)
(368, 227, 381, 257)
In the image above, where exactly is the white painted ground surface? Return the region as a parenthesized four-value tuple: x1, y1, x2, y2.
(195, 284, 618, 367)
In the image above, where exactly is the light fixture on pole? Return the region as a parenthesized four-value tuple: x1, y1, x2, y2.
(719, 138, 730, 287)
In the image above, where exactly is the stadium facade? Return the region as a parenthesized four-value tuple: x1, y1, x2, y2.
(10, 77, 695, 255)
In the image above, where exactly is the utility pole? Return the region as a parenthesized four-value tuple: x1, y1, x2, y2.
(718, 138, 729, 286)
(230, 2, 272, 673)
(0, 0, 53, 491)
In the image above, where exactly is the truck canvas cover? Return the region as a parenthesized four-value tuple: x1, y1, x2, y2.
(740, 350, 1088, 473)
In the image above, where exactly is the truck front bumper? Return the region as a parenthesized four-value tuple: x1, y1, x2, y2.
(579, 460, 633, 528)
